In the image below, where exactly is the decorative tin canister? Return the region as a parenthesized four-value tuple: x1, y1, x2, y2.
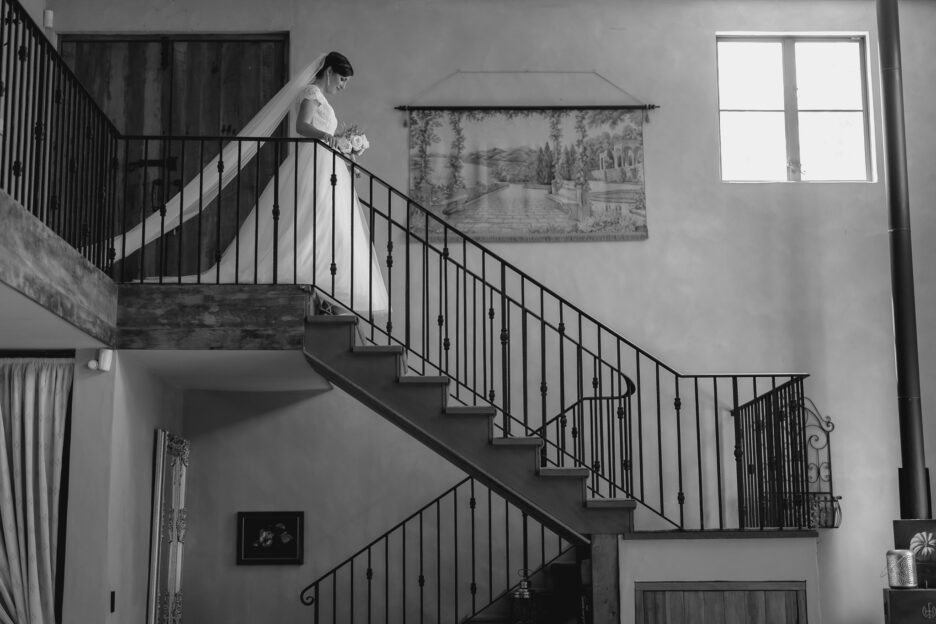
(887, 549, 918, 588)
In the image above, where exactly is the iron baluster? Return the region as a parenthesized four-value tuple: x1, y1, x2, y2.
(234, 141, 243, 283)
(488, 286, 496, 406)
(253, 140, 261, 283)
(500, 263, 509, 433)
(418, 510, 424, 624)
(139, 137, 151, 281)
(442, 231, 450, 374)
(470, 478, 477, 613)
(453, 487, 458, 620)
(367, 547, 373, 624)
(436, 501, 441, 622)
(177, 140, 186, 283)
(694, 378, 704, 529)
(675, 381, 685, 528)
(634, 352, 644, 500)
(292, 139, 299, 284)
(311, 143, 318, 291)
(521, 276, 529, 432)
(539, 289, 549, 464)
(487, 488, 493, 604)
(195, 139, 205, 281)
(422, 212, 429, 375)
(330, 150, 337, 296)
(405, 199, 411, 348)
(349, 160, 355, 310)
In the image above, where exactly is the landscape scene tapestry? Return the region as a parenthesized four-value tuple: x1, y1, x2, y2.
(407, 108, 647, 242)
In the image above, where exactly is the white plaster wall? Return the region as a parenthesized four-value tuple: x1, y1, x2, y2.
(619, 537, 822, 624)
(105, 352, 183, 623)
(46, 1, 936, 622)
(62, 349, 117, 624)
(181, 386, 463, 623)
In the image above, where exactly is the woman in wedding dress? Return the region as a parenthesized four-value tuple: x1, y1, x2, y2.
(113, 52, 389, 315)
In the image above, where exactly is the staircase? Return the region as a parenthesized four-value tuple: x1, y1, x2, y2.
(303, 314, 636, 544)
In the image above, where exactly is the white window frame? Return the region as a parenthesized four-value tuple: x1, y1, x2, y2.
(716, 33, 874, 183)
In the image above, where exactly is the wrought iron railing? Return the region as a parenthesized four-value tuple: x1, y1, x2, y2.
(105, 133, 815, 530)
(0, 0, 120, 269)
(732, 378, 841, 529)
(298, 476, 575, 622)
(1, 0, 829, 531)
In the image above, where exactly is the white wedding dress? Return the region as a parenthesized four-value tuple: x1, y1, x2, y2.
(113, 53, 389, 314)
(193, 84, 389, 314)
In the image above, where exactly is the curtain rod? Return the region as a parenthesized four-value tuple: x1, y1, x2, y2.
(395, 104, 659, 112)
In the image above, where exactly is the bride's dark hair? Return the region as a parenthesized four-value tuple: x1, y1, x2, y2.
(316, 51, 354, 79)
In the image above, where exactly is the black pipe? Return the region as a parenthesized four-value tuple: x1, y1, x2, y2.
(877, 0, 931, 519)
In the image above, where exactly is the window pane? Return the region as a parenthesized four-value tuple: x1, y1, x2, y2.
(799, 112, 867, 180)
(717, 41, 784, 110)
(795, 41, 864, 110)
(720, 111, 788, 181)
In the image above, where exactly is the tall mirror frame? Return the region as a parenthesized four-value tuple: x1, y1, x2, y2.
(146, 429, 190, 624)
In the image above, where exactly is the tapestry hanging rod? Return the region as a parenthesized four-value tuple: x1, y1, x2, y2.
(395, 104, 659, 112)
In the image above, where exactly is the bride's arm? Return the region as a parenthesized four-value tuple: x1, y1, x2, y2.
(296, 99, 337, 148)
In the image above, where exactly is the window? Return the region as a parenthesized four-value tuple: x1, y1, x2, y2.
(716, 35, 872, 182)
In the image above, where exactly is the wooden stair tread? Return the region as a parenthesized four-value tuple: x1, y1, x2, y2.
(305, 314, 358, 325)
(538, 466, 590, 479)
(398, 375, 449, 385)
(491, 436, 543, 447)
(351, 344, 405, 354)
(445, 405, 497, 416)
(586, 498, 637, 510)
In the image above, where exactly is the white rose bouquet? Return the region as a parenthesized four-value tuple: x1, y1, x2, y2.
(335, 124, 370, 157)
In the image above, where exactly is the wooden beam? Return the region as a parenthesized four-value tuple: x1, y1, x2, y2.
(0, 190, 117, 346)
(118, 283, 308, 350)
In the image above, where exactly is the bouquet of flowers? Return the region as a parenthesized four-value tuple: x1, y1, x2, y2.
(335, 124, 370, 156)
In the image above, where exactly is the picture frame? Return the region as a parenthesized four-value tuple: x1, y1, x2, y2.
(406, 106, 649, 243)
(236, 511, 304, 565)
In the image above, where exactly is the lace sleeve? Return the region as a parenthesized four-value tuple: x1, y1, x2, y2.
(301, 84, 324, 106)
(299, 84, 331, 132)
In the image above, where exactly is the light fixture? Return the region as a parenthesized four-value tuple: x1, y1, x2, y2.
(88, 348, 114, 372)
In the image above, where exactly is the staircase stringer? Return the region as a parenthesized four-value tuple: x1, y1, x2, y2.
(301, 335, 591, 547)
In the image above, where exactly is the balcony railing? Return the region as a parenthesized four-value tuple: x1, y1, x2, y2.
(1, 0, 834, 532)
(0, 0, 121, 269)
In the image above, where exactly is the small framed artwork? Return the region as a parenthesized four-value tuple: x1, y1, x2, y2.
(236, 511, 304, 565)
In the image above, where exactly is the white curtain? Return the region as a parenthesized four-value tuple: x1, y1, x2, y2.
(0, 358, 74, 624)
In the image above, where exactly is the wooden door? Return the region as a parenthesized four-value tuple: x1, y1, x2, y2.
(636, 582, 807, 624)
(60, 35, 287, 278)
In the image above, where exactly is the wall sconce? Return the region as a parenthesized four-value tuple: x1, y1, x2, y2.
(88, 348, 114, 372)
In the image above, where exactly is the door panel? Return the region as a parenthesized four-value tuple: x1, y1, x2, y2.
(637, 583, 806, 624)
(60, 35, 287, 279)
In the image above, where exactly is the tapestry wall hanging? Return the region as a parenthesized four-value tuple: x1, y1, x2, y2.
(407, 108, 647, 242)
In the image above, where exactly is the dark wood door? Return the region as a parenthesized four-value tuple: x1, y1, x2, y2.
(60, 35, 287, 278)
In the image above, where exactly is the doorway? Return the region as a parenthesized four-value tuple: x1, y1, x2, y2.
(60, 34, 289, 278)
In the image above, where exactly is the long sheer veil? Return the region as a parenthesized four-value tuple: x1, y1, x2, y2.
(112, 53, 328, 256)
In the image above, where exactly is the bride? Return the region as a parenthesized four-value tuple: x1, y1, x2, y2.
(112, 51, 389, 315)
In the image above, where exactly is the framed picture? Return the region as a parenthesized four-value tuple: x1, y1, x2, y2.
(407, 107, 648, 242)
(236, 511, 304, 565)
